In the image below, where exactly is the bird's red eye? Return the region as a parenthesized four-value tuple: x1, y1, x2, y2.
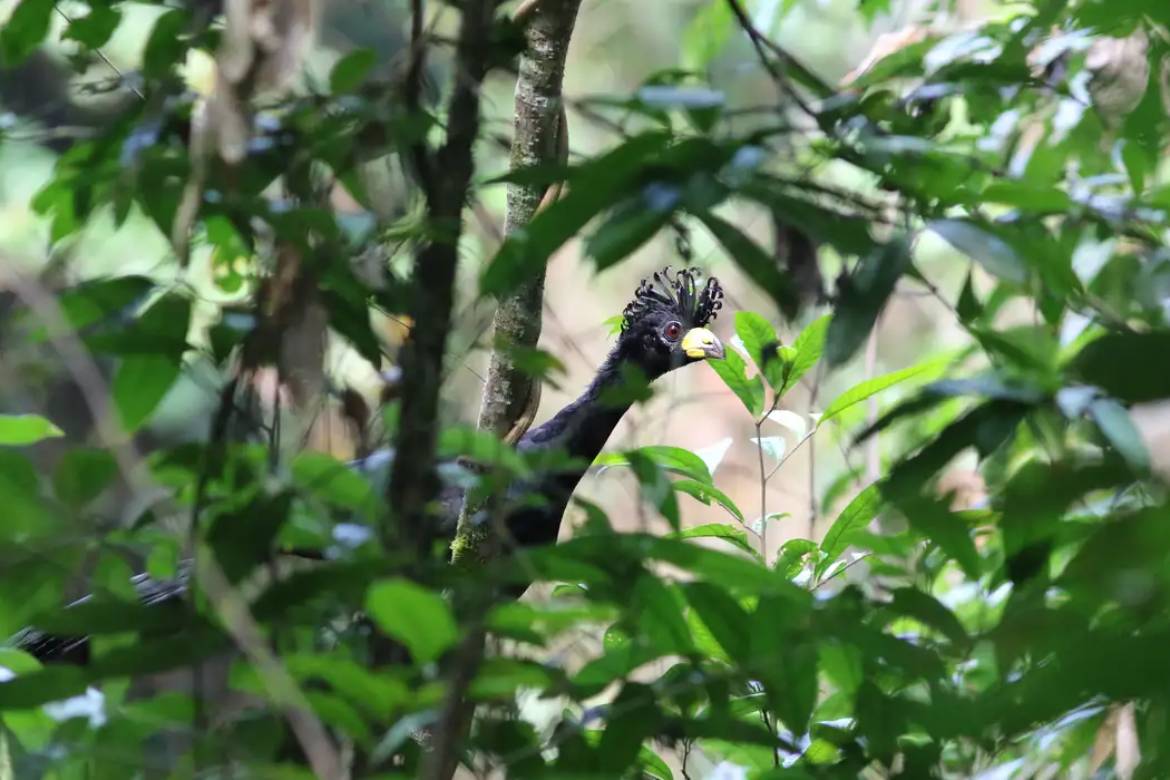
(664, 321, 682, 340)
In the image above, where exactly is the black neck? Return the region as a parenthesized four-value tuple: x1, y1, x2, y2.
(519, 341, 655, 461)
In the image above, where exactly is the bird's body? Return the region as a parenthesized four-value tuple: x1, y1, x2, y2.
(12, 267, 725, 663)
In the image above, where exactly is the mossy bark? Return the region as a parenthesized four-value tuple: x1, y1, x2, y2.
(450, 0, 582, 567)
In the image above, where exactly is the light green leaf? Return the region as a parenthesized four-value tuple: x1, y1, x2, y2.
(0, 415, 63, 446)
(682, 0, 734, 70)
(595, 445, 712, 485)
(816, 485, 881, 579)
(735, 311, 782, 389)
(819, 357, 943, 425)
(113, 355, 182, 433)
(365, 579, 459, 664)
(673, 480, 745, 524)
(784, 314, 830, 393)
(671, 522, 756, 556)
(709, 347, 765, 416)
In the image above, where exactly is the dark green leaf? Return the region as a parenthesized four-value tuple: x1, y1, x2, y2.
(0, 0, 54, 65)
(142, 10, 190, 79)
(62, 4, 122, 48)
(826, 239, 911, 366)
(697, 211, 799, 318)
(1073, 331, 1170, 402)
(684, 581, 751, 661)
(481, 133, 671, 295)
(329, 48, 377, 93)
(53, 448, 117, 508)
(586, 196, 674, 270)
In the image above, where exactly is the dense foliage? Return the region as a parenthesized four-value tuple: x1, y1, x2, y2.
(3, 0, 1170, 777)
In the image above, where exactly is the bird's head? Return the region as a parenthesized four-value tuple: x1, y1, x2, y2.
(619, 266, 725, 377)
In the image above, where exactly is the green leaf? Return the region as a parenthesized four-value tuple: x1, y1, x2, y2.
(671, 522, 755, 556)
(365, 579, 459, 664)
(586, 197, 674, 270)
(684, 581, 751, 661)
(672, 481, 745, 524)
(887, 588, 968, 647)
(36, 276, 154, 342)
(292, 452, 377, 512)
(595, 445, 712, 485)
(682, 0, 734, 70)
(710, 346, 765, 416)
(330, 48, 377, 93)
(893, 495, 982, 580)
(784, 314, 829, 393)
(1073, 331, 1170, 402)
(627, 452, 680, 529)
(53, 448, 117, 508)
(825, 239, 911, 366)
(142, 9, 190, 79)
(1089, 398, 1150, 472)
(735, 311, 782, 389)
(0, 0, 54, 65)
(481, 133, 670, 295)
(633, 576, 693, 654)
(0, 414, 63, 446)
(113, 354, 182, 433)
(108, 292, 191, 432)
(820, 356, 944, 425)
(696, 211, 799, 318)
(816, 485, 881, 579)
(776, 538, 817, 579)
(62, 4, 122, 48)
(929, 219, 1028, 285)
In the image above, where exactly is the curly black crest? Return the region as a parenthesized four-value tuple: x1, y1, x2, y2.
(622, 266, 723, 331)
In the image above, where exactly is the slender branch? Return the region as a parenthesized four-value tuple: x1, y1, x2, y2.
(386, 0, 502, 556)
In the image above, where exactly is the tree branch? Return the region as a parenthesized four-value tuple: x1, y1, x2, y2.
(450, 0, 581, 567)
(385, 0, 502, 556)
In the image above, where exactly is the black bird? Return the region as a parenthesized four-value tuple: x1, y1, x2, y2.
(13, 266, 725, 662)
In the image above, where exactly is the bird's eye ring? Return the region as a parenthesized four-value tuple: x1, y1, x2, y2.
(663, 321, 682, 341)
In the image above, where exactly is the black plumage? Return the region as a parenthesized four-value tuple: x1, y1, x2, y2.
(12, 266, 725, 662)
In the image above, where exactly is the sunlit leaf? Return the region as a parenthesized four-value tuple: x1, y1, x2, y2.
(0, 415, 63, 446)
(710, 347, 765, 416)
(366, 579, 459, 664)
(820, 356, 945, 425)
(816, 485, 881, 579)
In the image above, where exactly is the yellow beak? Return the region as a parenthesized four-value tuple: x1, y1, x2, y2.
(681, 327, 725, 360)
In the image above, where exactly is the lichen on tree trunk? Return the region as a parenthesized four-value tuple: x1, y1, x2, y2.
(450, 0, 582, 567)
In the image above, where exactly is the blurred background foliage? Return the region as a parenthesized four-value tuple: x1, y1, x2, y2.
(1, 0, 1170, 777)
